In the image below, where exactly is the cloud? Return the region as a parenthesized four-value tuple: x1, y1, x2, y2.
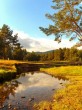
(15, 72, 63, 93)
(78, 46, 82, 50)
(14, 30, 77, 52)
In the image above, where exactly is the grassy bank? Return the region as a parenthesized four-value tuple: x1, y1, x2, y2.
(0, 60, 26, 82)
(0, 60, 47, 82)
(34, 66, 82, 110)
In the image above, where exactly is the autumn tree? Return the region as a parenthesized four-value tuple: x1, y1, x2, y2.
(40, 0, 82, 44)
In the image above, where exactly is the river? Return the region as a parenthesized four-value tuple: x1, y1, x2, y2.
(0, 71, 68, 110)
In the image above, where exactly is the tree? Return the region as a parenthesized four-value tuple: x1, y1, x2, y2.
(0, 24, 13, 59)
(47, 50, 54, 60)
(13, 43, 23, 60)
(22, 49, 28, 60)
(64, 48, 70, 61)
(54, 49, 61, 61)
(40, 0, 82, 44)
(26, 52, 40, 61)
(77, 49, 82, 61)
(69, 47, 79, 62)
(0, 24, 22, 59)
(40, 53, 48, 61)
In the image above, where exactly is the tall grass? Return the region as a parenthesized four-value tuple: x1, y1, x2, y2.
(34, 66, 82, 110)
(0, 60, 25, 82)
(41, 66, 82, 76)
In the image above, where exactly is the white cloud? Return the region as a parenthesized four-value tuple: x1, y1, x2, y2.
(13, 30, 77, 52)
(78, 46, 82, 50)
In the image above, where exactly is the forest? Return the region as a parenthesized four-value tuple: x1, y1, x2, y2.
(0, 24, 82, 62)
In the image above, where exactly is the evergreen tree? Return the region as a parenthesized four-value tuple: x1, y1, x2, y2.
(69, 47, 79, 62)
(40, 0, 82, 44)
(64, 48, 70, 61)
(0, 24, 22, 59)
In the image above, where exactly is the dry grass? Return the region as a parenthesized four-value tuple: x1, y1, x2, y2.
(0, 60, 27, 82)
(34, 66, 82, 110)
(0, 60, 26, 71)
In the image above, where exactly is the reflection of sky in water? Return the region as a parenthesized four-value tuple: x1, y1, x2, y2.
(2, 72, 68, 110)
(15, 72, 67, 93)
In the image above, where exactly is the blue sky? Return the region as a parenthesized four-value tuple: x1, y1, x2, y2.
(0, 0, 81, 52)
(0, 0, 53, 38)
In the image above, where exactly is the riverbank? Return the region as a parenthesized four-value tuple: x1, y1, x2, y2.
(0, 60, 47, 82)
(0, 60, 44, 82)
(0, 60, 26, 82)
(34, 66, 82, 110)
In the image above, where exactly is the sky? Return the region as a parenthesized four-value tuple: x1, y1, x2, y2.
(0, 0, 81, 52)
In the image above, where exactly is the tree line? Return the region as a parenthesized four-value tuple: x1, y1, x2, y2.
(0, 24, 41, 61)
(40, 48, 82, 62)
(0, 24, 82, 62)
(24, 48, 82, 62)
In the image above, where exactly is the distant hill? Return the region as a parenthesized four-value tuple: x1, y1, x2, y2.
(35, 50, 54, 54)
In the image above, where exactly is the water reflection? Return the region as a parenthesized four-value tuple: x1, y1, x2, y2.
(0, 80, 20, 108)
(0, 72, 68, 110)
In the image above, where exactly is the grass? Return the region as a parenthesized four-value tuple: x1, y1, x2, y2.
(34, 66, 82, 110)
(41, 66, 82, 76)
(0, 60, 27, 82)
(0, 60, 22, 71)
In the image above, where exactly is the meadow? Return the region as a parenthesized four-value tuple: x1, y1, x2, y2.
(34, 66, 82, 110)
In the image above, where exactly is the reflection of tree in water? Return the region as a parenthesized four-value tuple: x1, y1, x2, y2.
(20, 72, 35, 76)
(30, 71, 34, 75)
(51, 75, 68, 81)
(0, 80, 20, 108)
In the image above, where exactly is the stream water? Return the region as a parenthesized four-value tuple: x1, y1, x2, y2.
(0, 71, 68, 110)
